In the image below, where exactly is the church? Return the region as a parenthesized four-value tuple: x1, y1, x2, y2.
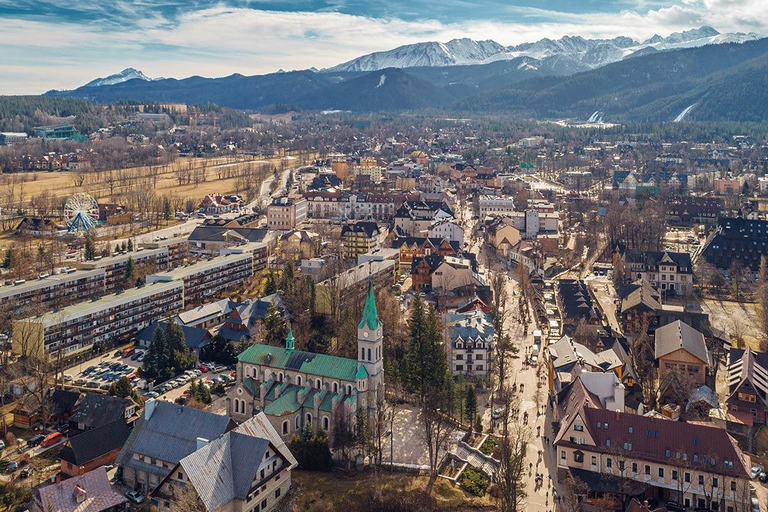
(228, 278, 385, 440)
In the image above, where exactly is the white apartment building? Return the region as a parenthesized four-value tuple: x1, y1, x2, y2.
(478, 195, 517, 216)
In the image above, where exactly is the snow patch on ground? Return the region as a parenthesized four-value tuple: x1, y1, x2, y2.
(376, 74, 386, 88)
(674, 103, 697, 122)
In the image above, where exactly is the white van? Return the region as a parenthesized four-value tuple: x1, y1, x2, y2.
(531, 345, 540, 357)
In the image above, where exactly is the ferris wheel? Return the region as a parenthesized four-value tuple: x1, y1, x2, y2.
(64, 193, 99, 233)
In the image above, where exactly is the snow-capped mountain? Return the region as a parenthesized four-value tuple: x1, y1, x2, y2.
(327, 38, 506, 72)
(83, 68, 151, 88)
(326, 27, 763, 73)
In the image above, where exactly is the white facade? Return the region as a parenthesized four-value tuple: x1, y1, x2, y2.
(479, 195, 517, 216)
(429, 219, 464, 246)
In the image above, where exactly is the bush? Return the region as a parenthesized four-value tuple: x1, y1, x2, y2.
(479, 437, 498, 456)
(459, 467, 489, 497)
(288, 434, 333, 471)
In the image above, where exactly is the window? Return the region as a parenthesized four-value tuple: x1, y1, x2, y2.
(665, 449, 671, 457)
(295, 416, 300, 430)
(624, 443, 632, 451)
(713, 477, 718, 488)
(561, 451, 566, 460)
(606, 458, 612, 468)
(574, 424, 584, 431)
(361, 347, 365, 360)
(316, 379, 321, 389)
(699, 475, 704, 486)
(672, 470, 678, 481)
(596, 422, 602, 428)
(618, 460, 625, 471)
(333, 382, 338, 393)
(456, 354, 464, 360)
(603, 422, 608, 429)
(178, 472, 184, 480)
(645, 465, 650, 475)
(606, 439, 611, 447)
(456, 365, 463, 372)
(574, 452, 583, 463)
(262, 499, 267, 510)
(628, 427, 633, 434)
(632, 463, 638, 473)
(591, 456, 597, 466)
(685, 472, 690, 483)
(296, 376, 302, 386)
(658, 468, 664, 478)
(731, 481, 737, 492)
(323, 417, 329, 431)
(275, 488, 281, 499)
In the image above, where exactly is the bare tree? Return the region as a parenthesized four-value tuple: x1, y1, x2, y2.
(421, 387, 453, 496)
(494, 389, 529, 512)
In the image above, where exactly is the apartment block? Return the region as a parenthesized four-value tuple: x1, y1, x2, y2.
(0, 268, 106, 314)
(140, 236, 189, 268)
(147, 252, 254, 307)
(478, 195, 517, 216)
(267, 197, 307, 230)
(75, 247, 170, 293)
(13, 281, 183, 359)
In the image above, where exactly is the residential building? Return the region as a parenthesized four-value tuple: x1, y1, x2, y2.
(555, 279, 602, 332)
(199, 194, 239, 214)
(13, 388, 79, 430)
(546, 335, 625, 393)
(67, 393, 139, 435)
(59, 420, 132, 477)
(276, 230, 319, 263)
(615, 248, 694, 296)
(390, 236, 461, 266)
(478, 195, 517, 216)
(314, 259, 394, 315)
(667, 197, 724, 225)
(0, 132, 28, 145)
(655, 320, 710, 385)
(187, 226, 268, 258)
(393, 200, 453, 236)
(726, 347, 768, 424)
(75, 248, 170, 293)
(486, 218, 522, 257)
(12, 281, 183, 359)
(431, 256, 485, 295)
(444, 310, 494, 378)
(341, 221, 382, 260)
(714, 178, 742, 195)
(555, 405, 751, 511)
(411, 255, 444, 291)
(116, 400, 237, 493)
(267, 197, 307, 230)
(14, 217, 61, 235)
(32, 467, 127, 512)
(701, 217, 768, 270)
(230, 280, 385, 437)
(146, 251, 254, 307)
(0, 268, 106, 314)
(135, 320, 211, 355)
(218, 294, 284, 343)
(140, 236, 189, 268)
(428, 219, 464, 246)
(152, 413, 297, 512)
(560, 170, 593, 190)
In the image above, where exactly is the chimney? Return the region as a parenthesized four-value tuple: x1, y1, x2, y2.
(196, 437, 209, 450)
(145, 398, 156, 420)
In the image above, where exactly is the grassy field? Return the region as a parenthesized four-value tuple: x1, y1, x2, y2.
(280, 469, 496, 512)
(14, 155, 295, 203)
(701, 298, 762, 349)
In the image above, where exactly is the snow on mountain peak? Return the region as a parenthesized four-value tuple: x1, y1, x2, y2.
(325, 26, 761, 74)
(83, 68, 151, 88)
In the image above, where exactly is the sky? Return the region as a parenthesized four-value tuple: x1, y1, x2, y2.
(1, 0, 766, 94)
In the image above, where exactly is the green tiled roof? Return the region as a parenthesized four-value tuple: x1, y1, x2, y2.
(358, 277, 380, 330)
(263, 386, 301, 417)
(356, 365, 369, 379)
(239, 343, 359, 382)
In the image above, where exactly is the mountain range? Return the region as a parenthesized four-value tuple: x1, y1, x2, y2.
(83, 68, 152, 88)
(47, 27, 768, 123)
(326, 26, 761, 74)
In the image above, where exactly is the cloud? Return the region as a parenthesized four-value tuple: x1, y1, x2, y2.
(0, 1, 766, 94)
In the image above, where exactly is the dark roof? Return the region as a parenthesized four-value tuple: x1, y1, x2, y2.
(341, 221, 380, 238)
(69, 393, 133, 430)
(558, 407, 750, 479)
(411, 255, 444, 274)
(557, 279, 601, 323)
(136, 321, 211, 350)
(117, 401, 235, 471)
(555, 377, 602, 426)
(50, 389, 81, 417)
(60, 420, 131, 466)
(702, 217, 768, 270)
(623, 249, 693, 273)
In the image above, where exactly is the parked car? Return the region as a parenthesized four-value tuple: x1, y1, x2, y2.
(99, 383, 111, 390)
(0, 440, 5, 451)
(751, 465, 763, 479)
(142, 391, 159, 398)
(198, 365, 209, 373)
(19, 466, 32, 479)
(83, 366, 96, 374)
(63, 373, 73, 382)
(114, 350, 123, 357)
(75, 378, 87, 386)
(27, 434, 45, 448)
(130, 350, 144, 361)
(137, 353, 145, 362)
(125, 490, 146, 504)
(86, 380, 99, 388)
(759, 472, 768, 483)
(122, 347, 136, 358)
(0, 460, 18, 473)
(55, 423, 70, 434)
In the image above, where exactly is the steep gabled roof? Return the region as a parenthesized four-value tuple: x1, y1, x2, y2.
(654, 320, 710, 365)
(59, 420, 130, 466)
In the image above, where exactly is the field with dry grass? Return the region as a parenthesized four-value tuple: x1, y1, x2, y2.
(279, 469, 496, 512)
(701, 298, 762, 349)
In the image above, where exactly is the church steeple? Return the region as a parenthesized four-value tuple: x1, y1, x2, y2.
(285, 323, 295, 351)
(358, 276, 380, 330)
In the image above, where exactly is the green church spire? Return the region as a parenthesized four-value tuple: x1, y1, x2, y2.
(358, 276, 379, 331)
(285, 323, 295, 351)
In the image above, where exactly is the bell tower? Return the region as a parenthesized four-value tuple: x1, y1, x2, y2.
(357, 274, 384, 412)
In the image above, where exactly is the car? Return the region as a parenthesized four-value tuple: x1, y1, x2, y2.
(130, 350, 144, 361)
(63, 373, 73, 382)
(0, 440, 5, 451)
(125, 490, 146, 504)
(55, 423, 70, 434)
(83, 366, 96, 374)
(86, 380, 100, 388)
(114, 350, 123, 357)
(100, 383, 112, 390)
(760, 472, 768, 483)
(752, 497, 760, 512)
(665, 502, 684, 512)
(75, 378, 87, 386)
(192, 369, 202, 377)
(1, 460, 18, 473)
(122, 347, 136, 358)
(142, 391, 159, 398)
(174, 396, 188, 405)
(751, 465, 764, 479)
(26, 434, 45, 448)
(19, 466, 32, 479)
(198, 365, 209, 373)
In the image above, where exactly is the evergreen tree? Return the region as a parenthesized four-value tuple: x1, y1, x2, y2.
(127, 239, 133, 252)
(404, 297, 448, 402)
(262, 303, 287, 345)
(263, 270, 278, 295)
(84, 236, 97, 260)
(465, 385, 477, 428)
(109, 377, 134, 398)
(141, 327, 166, 381)
(200, 334, 236, 365)
(124, 257, 138, 288)
(163, 198, 172, 220)
(166, 319, 193, 373)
